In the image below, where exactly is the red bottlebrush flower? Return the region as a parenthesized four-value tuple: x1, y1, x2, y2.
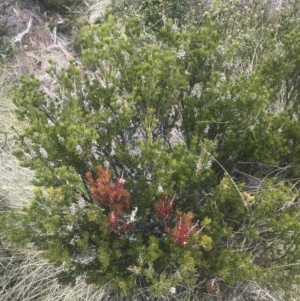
(86, 166, 130, 210)
(166, 212, 198, 245)
(155, 193, 174, 220)
(87, 166, 134, 232)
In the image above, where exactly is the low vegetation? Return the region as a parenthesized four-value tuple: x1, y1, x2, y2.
(1, 0, 300, 300)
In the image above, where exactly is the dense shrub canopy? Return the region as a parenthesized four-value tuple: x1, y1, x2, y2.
(2, 0, 300, 299)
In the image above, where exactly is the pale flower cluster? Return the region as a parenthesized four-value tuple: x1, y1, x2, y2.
(75, 144, 83, 155)
(70, 204, 76, 215)
(104, 160, 110, 169)
(39, 147, 48, 159)
(66, 225, 73, 231)
(78, 196, 85, 208)
(220, 73, 226, 82)
(57, 134, 64, 142)
(146, 172, 152, 184)
(177, 44, 185, 60)
(30, 150, 37, 158)
(111, 140, 116, 156)
(217, 45, 226, 55)
(91, 140, 99, 159)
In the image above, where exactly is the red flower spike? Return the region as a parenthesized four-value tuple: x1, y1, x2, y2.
(87, 166, 134, 232)
(166, 212, 198, 245)
(86, 166, 130, 210)
(155, 193, 174, 220)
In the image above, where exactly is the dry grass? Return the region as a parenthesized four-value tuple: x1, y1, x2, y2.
(0, 83, 34, 210)
(87, 0, 112, 23)
(0, 240, 110, 301)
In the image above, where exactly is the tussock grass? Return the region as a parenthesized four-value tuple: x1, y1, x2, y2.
(0, 83, 34, 210)
(87, 0, 112, 23)
(0, 241, 110, 301)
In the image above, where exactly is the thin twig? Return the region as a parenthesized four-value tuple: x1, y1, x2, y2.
(201, 147, 248, 207)
(13, 17, 33, 43)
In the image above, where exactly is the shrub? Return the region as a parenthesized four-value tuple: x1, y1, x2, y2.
(2, 1, 300, 299)
(39, 0, 82, 13)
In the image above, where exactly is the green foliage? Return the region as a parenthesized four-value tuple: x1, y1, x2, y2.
(42, 0, 72, 5)
(111, 0, 213, 29)
(2, 0, 300, 299)
(40, 0, 80, 12)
